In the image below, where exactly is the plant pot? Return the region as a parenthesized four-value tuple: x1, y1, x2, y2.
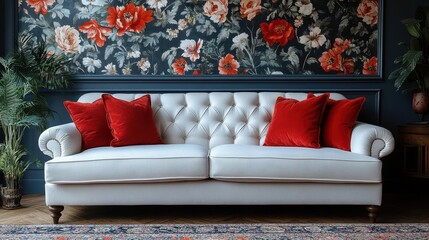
(412, 91, 429, 115)
(1, 187, 21, 210)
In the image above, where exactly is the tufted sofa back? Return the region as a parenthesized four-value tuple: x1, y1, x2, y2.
(78, 92, 347, 149)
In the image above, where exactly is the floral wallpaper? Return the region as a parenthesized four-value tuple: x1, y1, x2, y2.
(18, 0, 380, 76)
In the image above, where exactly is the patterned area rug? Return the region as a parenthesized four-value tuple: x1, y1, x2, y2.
(0, 224, 428, 240)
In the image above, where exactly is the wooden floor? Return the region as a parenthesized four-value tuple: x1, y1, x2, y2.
(1, 190, 428, 224)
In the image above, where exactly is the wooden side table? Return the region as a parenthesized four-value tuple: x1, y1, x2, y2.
(398, 124, 429, 178)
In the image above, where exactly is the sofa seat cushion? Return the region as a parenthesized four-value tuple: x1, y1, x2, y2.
(210, 144, 381, 183)
(45, 144, 209, 184)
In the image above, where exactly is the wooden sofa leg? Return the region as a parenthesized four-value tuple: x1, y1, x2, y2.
(367, 205, 379, 223)
(49, 205, 64, 224)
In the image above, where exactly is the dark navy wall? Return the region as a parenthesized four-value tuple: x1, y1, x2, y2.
(0, 0, 4, 58)
(1, 1, 426, 194)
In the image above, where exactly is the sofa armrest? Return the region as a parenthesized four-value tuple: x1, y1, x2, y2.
(350, 122, 395, 159)
(38, 123, 82, 158)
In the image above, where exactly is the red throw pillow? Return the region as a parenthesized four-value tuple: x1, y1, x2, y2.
(308, 93, 365, 151)
(64, 99, 113, 150)
(102, 94, 163, 147)
(264, 93, 329, 148)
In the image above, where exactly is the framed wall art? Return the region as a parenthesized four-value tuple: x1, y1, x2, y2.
(18, 0, 383, 80)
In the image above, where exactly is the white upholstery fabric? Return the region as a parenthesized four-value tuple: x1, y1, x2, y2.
(38, 123, 82, 158)
(76, 92, 347, 149)
(38, 92, 393, 209)
(350, 122, 395, 158)
(39, 92, 394, 160)
(45, 144, 208, 184)
(45, 181, 382, 206)
(210, 144, 381, 183)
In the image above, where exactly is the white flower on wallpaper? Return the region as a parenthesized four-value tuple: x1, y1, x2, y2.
(295, 0, 314, 16)
(179, 39, 203, 62)
(232, 33, 249, 51)
(146, 0, 167, 10)
(54, 25, 80, 54)
(299, 27, 327, 49)
(137, 58, 151, 72)
(203, 0, 229, 24)
(102, 63, 117, 75)
(81, 0, 106, 7)
(19, 0, 380, 76)
(127, 50, 141, 59)
(82, 57, 101, 73)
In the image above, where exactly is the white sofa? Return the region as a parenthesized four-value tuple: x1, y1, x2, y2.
(38, 92, 395, 224)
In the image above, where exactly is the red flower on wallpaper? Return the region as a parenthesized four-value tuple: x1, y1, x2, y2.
(26, 0, 55, 15)
(333, 38, 351, 54)
(172, 57, 188, 75)
(319, 49, 355, 75)
(79, 19, 112, 47)
(363, 56, 378, 75)
(260, 19, 295, 47)
(106, 3, 153, 36)
(342, 58, 355, 74)
(319, 49, 342, 73)
(357, 0, 378, 26)
(218, 54, 240, 75)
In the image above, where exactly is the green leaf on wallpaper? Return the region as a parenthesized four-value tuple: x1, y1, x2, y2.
(351, 22, 368, 37)
(369, 30, 378, 44)
(196, 19, 216, 36)
(166, 9, 178, 25)
(57, 0, 64, 4)
(36, 15, 50, 28)
(27, 25, 36, 32)
(131, 44, 140, 52)
(161, 48, 178, 66)
(154, 12, 168, 28)
(20, 16, 35, 25)
(335, 8, 345, 20)
(280, 47, 301, 68)
(42, 28, 54, 39)
(339, 16, 349, 33)
(114, 51, 126, 68)
(105, 45, 115, 60)
(50, 5, 71, 19)
(306, 57, 318, 65)
(327, 0, 335, 13)
(260, 49, 280, 68)
(143, 33, 164, 47)
(161, 49, 173, 61)
(266, 10, 277, 21)
(217, 28, 231, 45)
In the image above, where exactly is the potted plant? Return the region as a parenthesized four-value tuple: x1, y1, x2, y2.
(389, 7, 429, 122)
(0, 33, 71, 209)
